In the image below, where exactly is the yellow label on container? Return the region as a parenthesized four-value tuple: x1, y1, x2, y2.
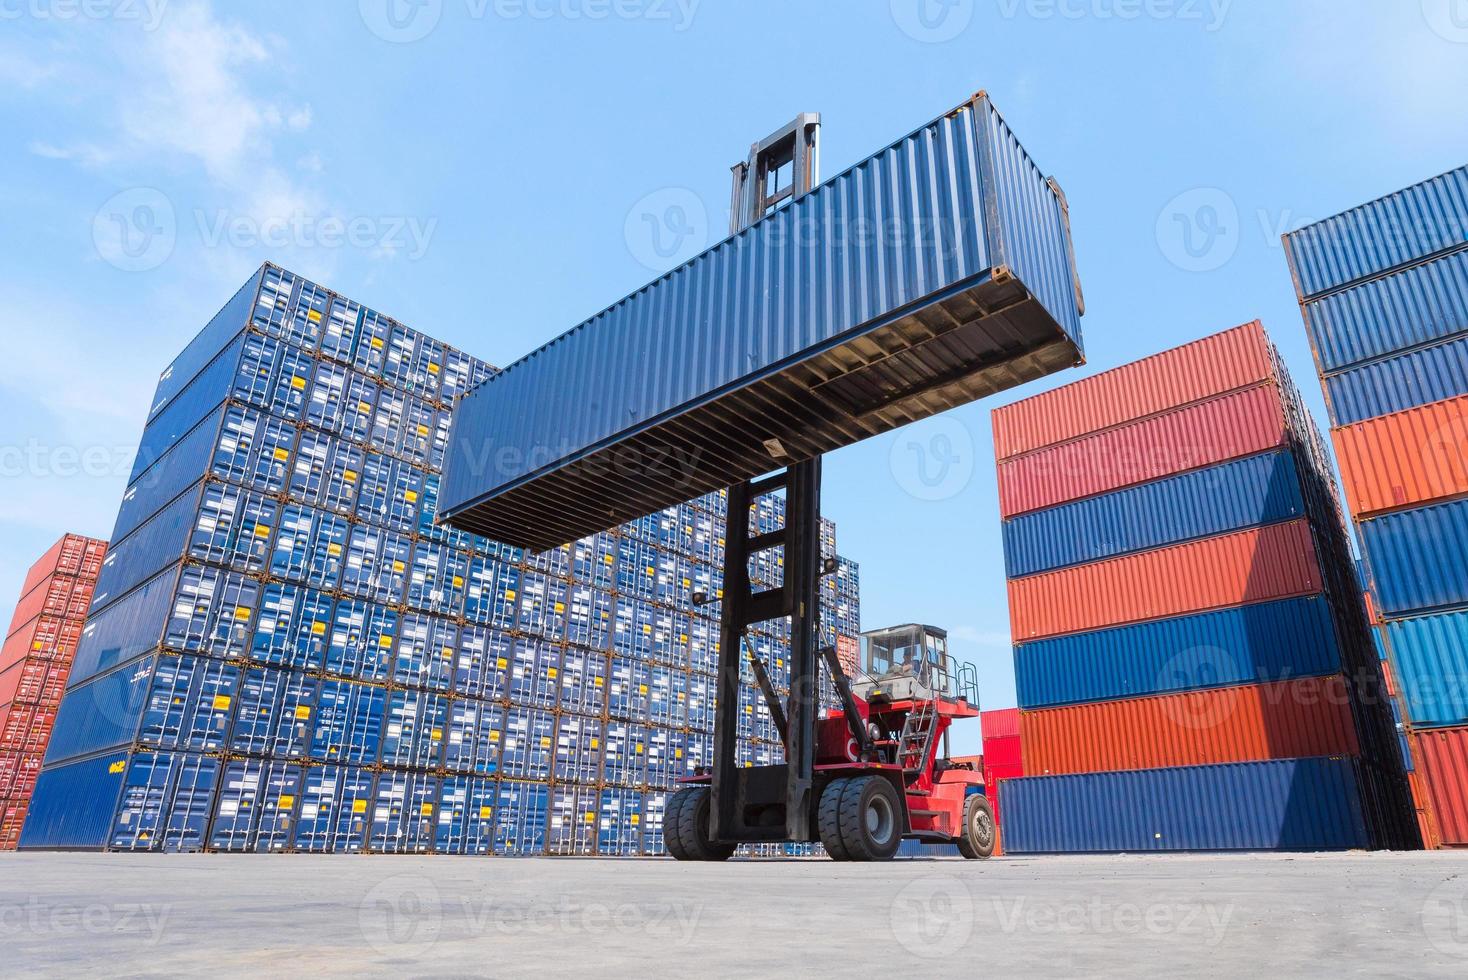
(428, 362, 441, 374)
(590, 738, 600, 749)
(638, 684, 648, 695)
(379, 635, 395, 648)
(416, 424, 429, 437)
(253, 524, 271, 538)
(479, 806, 493, 819)
(328, 543, 342, 555)
(344, 470, 358, 482)
(353, 800, 368, 813)
(635, 744, 644, 754)
(642, 624, 652, 635)
(505, 590, 516, 601)
(392, 560, 405, 573)
(273, 447, 290, 461)
(584, 812, 596, 823)
(540, 736, 552, 748)
(404, 490, 418, 503)
(553, 602, 565, 613)
(431, 728, 443, 740)
(594, 677, 604, 687)
(109, 760, 127, 774)
(357, 401, 372, 413)
(212, 695, 232, 710)
(235, 606, 252, 621)
(675, 749, 684, 759)
(631, 814, 640, 825)
(371, 337, 384, 349)
(311, 622, 327, 635)
(547, 667, 558, 679)
(496, 657, 508, 669)
(278, 795, 295, 809)
(291, 375, 308, 389)
(307, 309, 322, 322)
(490, 731, 500, 741)
(452, 577, 463, 588)
(442, 647, 454, 659)
(420, 803, 434, 816)
(604, 554, 614, 564)
(295, 706, 312, 720)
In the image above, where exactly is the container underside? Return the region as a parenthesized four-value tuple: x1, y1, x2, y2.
(444, 270, 1082, 550)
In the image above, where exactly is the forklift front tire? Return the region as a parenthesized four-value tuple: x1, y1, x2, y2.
(818, 778, 853, 861)
(668, 786, 736, 862)
(956, 793, 996, 860)
(836, 775, 902, 861)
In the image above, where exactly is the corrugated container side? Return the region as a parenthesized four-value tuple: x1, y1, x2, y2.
(1000, 757, 1372, 853)
(1326, 334, 1468, 427)
(1020, 676, 1360, 775)
(992, 321, 1270, 460)
(1283, 166, 1468, 301)
(43, 660, 154, 765)
(980, 707, 1021, 741)
(16, 751, 129, 850)
(1302, 246, 1468, 375)
(68, 566, 181, 687)
(1008, 519, 1322, 642)
(1415, 726, 1468, 845)
(1002, 450, 1305, 577)
(997, 383, 1288, 518)
(1015, 595, 1345, 709)
(1332, 394, 1468, 517)
(145, 266, 263, 424)
(1386, 609, 1468, 728)
(1360, 498, 1468, 617)
(18, 538, 70, 603)
(129, 334, 244, 486)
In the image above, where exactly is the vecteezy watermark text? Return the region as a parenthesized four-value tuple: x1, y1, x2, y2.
(0, 899, 172, 945)
(93, 187, 439, 271)
(0, 0, 169, 29)
(359, 0, 700, 43)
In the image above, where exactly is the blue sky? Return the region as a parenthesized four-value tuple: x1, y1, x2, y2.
(3, 1, 1467, 741)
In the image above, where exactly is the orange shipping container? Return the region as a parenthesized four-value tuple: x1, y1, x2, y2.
(1008, 519, 1322, 642)
(1020, 675, 1360, 775)
(996, 382, 1290, 518)
(992, 321, 1274, 462)
(1332, 394, 1468, 518)
(1415, 725, 1468, 846)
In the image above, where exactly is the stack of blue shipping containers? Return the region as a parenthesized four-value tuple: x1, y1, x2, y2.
(1284, 165, 1468, 846)
(20, 263, 858, 856)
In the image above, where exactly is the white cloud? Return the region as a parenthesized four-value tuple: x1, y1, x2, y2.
(28, 140, 115, 167)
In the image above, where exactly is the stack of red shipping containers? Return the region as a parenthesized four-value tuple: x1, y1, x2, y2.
(0, 534, 106, 848)
(991, 323, 1417, 852)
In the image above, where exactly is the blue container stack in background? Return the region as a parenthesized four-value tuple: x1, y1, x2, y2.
(1284, 165, 1468, 846)
(19, 263, 859, 856)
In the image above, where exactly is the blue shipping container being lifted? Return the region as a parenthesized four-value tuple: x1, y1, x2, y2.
(1283, 165, 1468, 302)
(1013, 595, 1346, 710)
(1384, 609, 1468, 729)
(440, 91, 1086, 550)
(1000, 757, 1373, 854)
(1360, 497, 1468, 618)
(1001, 450, 1306, 578)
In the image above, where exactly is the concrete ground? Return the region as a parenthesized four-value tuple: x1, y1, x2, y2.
(3, 851, 1468, 977)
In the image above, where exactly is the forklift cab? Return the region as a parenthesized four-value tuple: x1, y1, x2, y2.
(850, 624, 979, 706)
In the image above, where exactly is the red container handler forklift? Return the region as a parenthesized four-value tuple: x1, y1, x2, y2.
(667, 622, 995, 861)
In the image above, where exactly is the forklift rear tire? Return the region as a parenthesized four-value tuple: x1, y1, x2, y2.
(956, 793, 996, 860)
(817, 778, 853, 861)
(836, 775, 902, 861)
(668, 786, 736, 862)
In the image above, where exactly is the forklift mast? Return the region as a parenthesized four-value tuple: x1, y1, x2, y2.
(709, 114, 826, 845)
